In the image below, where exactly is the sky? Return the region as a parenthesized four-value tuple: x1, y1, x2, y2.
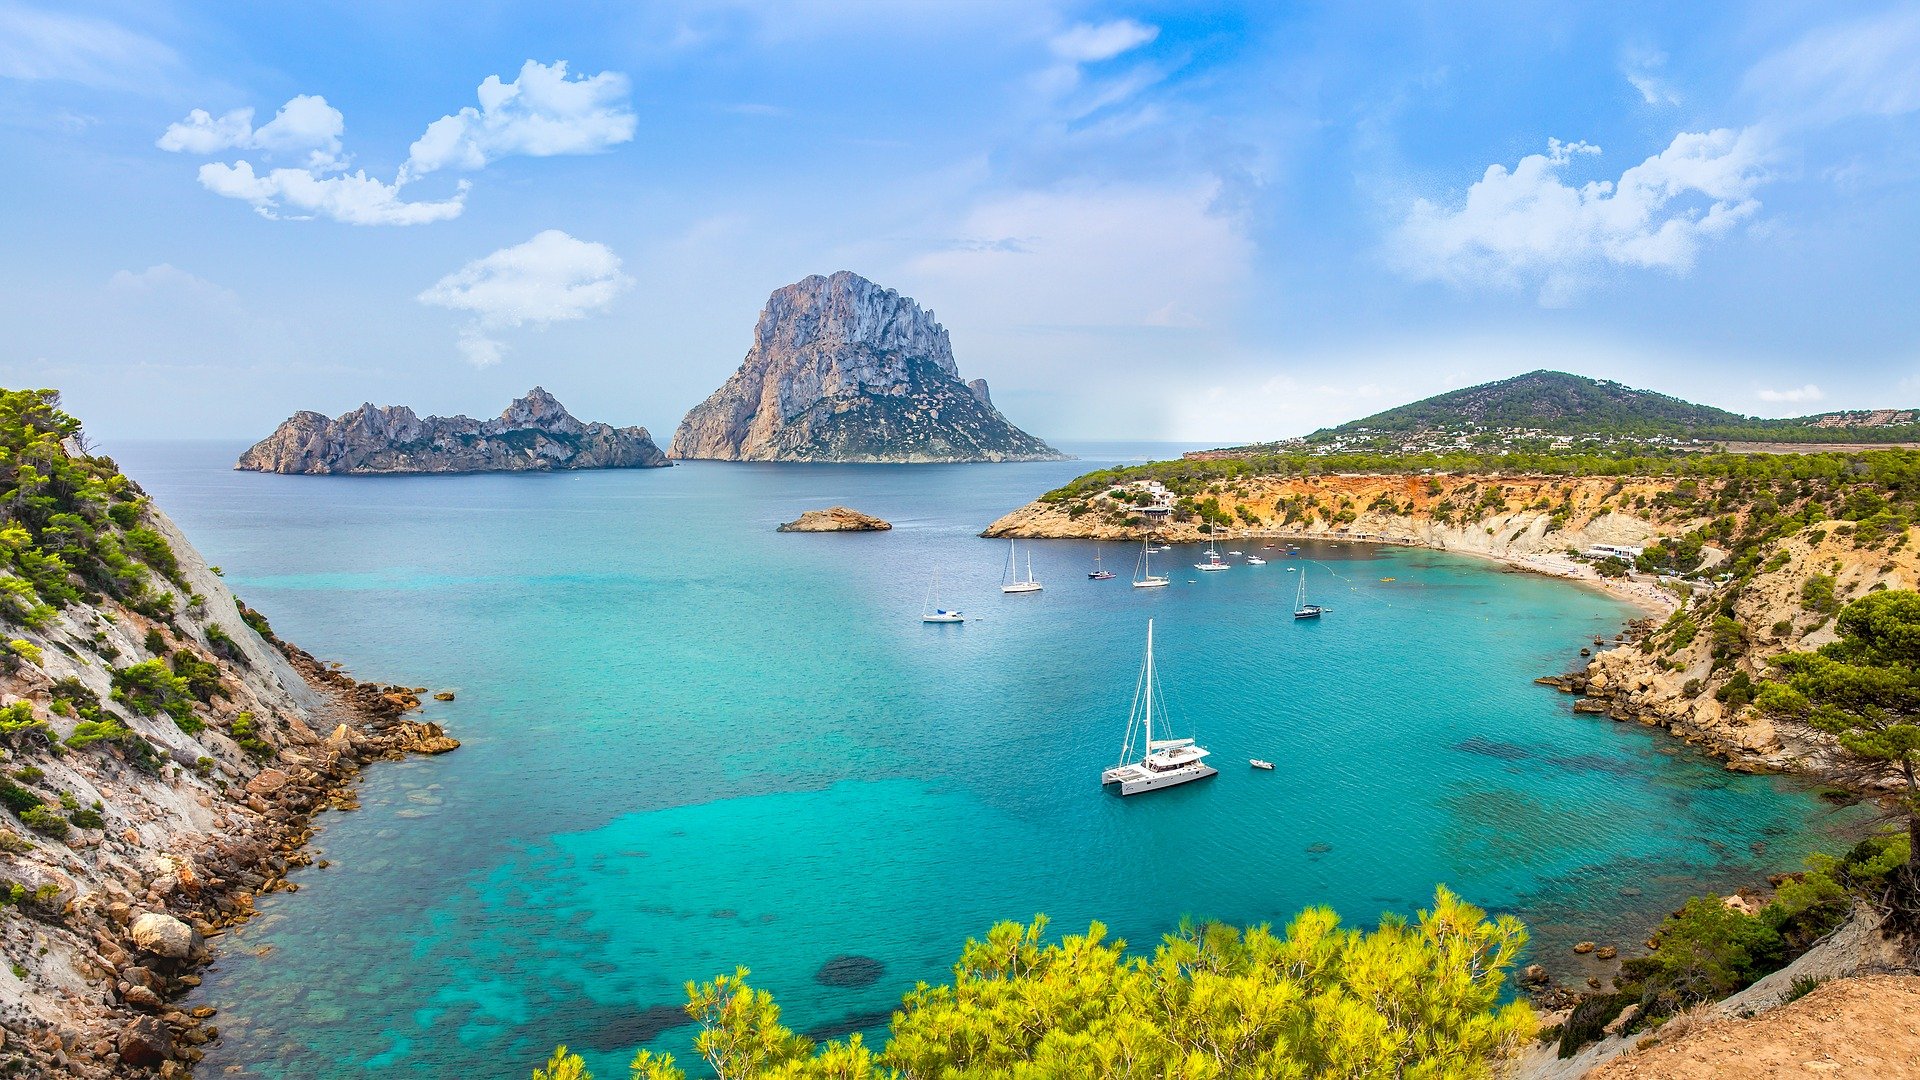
(2, 1, 1919, 444)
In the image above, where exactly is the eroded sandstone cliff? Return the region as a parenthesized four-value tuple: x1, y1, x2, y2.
(237, 387, 666, 474)
(669, 271, 1062, 463)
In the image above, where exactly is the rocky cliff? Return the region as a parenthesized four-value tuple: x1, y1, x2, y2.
(668, 272, 1063, 463)
(0, 389, 455, 1077)
(236, 387, 666, 474)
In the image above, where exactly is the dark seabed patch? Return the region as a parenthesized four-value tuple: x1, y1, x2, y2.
(803, 1008, 900, 1044)
(562, 1002, 695, 1053)
(1456, 737, 1533, 761)
(815, 954, 886, 989)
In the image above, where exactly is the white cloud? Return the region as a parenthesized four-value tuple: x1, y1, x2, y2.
(1394, 128, 1771, 303)
(1048, 19, 1158, 63)
(0, 3, 178, 89)
(160, 60, 631, 225)
(160, 95, 345, 170)
(418, 230, 632, 367)
(198, 161, 467, 225)
(1757, 384, 1823, 404)
(403, 60, 635, 179)
(1622, 46, 1679, 107)
(1745, 8, 1920, 123)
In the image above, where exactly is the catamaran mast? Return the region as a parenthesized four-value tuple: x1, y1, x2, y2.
(1143, 620, 1154, 750)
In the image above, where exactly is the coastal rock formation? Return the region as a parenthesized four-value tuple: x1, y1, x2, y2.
(237, 387, 667, 474)
(0, 392, 459, 1078)
(777, 507, 892, 533)
(669, 271, 1063, 463)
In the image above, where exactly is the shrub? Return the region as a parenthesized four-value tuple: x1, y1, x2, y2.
(67, 806, 103, 830)
(1715, 671, 1756, 709)
(1801, 574, 1839, 614)
(143, 627, 166, 654)
(5, 639, 41, 666)
(229, 711, 272, 758)
(110, 660, 202, 734)
(1617, 898, 1785, 1019)
(19, 804, 68, 838)
(0, 701, 49, 744)
(169, 649, 225, 702)
(0, 779, 41, 814)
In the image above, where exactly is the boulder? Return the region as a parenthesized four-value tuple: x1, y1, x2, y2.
(130, 911, 197, 959)
(245, 769, 291, 796)
(118, 1016, 172, 1066)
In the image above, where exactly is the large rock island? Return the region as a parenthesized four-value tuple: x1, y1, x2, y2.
(237, 387, 667, 474)
(668, 271, 1063, 463)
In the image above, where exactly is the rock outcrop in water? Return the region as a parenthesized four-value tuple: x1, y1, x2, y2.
(669, 271, 1063, 463)
(237, 387, 667, 474)
(776, 507, 892, 533)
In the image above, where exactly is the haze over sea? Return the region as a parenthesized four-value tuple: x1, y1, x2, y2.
(108, 441, 1865, 1079)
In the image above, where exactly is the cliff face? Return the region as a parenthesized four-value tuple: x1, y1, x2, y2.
(236, 387, 667, 474)
(0, 392, 455, 1077)
(668, 271, 1063, 463)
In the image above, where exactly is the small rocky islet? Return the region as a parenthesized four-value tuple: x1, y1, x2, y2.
(776, 507, 892, 533)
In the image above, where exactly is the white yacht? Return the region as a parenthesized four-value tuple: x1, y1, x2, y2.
(1102, 620, 1217, 795)
(1195, 534, 1229, 572)
(1246, 554, 1266, 565)
(921, 571, 964, 623)
(1001, 539, 1043, 594)
(1132, 535, 1169, 588)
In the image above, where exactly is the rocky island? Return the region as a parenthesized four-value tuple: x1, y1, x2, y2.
(776, 507, 892, 532)
(236, 387, 667, 474)
(668, 271, 1064, 463)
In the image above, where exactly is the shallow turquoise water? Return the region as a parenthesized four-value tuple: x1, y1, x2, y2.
(106, 441, 1865, 1079)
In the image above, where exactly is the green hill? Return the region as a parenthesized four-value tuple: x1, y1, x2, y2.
(1298, 370, 1915, 446)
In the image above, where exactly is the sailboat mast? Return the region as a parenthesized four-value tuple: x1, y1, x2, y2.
(1143, 620, 1154, 750)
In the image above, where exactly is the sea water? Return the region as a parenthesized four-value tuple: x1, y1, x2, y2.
(103, 441, 1867, 1079)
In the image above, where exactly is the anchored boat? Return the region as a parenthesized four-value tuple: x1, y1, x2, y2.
(1132, 535, 1169, 589)
(1101, 620, 1217, 796)
(1293, 566, 1325, 619)
(1195, 534, 1229, 572)
(1001, 539, 1043, 594)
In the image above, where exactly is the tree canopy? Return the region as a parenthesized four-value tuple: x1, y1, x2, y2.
(541, 887, 1535, 1080)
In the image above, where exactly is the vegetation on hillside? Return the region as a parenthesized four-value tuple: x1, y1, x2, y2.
(1760, 591, 1920, 913)
(537, 888, 1535, 1079)
(1555, 832, 1910, 1056)
(1296, 370, 1916, 446)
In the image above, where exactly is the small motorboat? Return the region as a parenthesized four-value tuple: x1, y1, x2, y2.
(1227, 550, 1242, 555)
(1246, 555, 1266, 565)
(1249, 759, 1274, 770)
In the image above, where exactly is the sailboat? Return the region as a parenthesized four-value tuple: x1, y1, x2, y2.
(922, 570, 964, 623)
(1001, 539, 1043, 594)
(1292, 566, 1325, 619)
(1195, 533, 1229, 572)
(1088, 544, 1115, 580)
(1101, 620, 1217, 795)
(1132, 535, 1169, 588)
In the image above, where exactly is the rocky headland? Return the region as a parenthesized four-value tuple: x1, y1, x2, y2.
(236, 387, 667, 475)
(668, 271, 1063, 463)
(0, 391, 457, 1077)
(776, 507, 892, 533)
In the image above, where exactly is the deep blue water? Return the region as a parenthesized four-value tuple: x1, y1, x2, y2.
(101, 440, 1864, 1079)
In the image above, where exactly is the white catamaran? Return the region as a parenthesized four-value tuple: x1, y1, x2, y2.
(1132, 535, 1169, 588)
(1101, 620, 1217, 795)
(1001, 539, 1043, 593)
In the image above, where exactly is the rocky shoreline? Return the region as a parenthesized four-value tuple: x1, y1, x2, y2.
(2, 634, 456, 1080)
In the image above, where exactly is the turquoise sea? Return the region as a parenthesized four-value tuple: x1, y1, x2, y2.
(106, 441, 1866, 1079)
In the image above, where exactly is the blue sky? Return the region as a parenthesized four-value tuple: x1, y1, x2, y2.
(2, 1, 1917, 443)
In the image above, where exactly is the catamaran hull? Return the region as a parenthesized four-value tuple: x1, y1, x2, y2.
(1103, 763, 1218, 795)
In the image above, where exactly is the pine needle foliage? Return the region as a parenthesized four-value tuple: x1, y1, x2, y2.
(542, 888, 1534, 1080)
